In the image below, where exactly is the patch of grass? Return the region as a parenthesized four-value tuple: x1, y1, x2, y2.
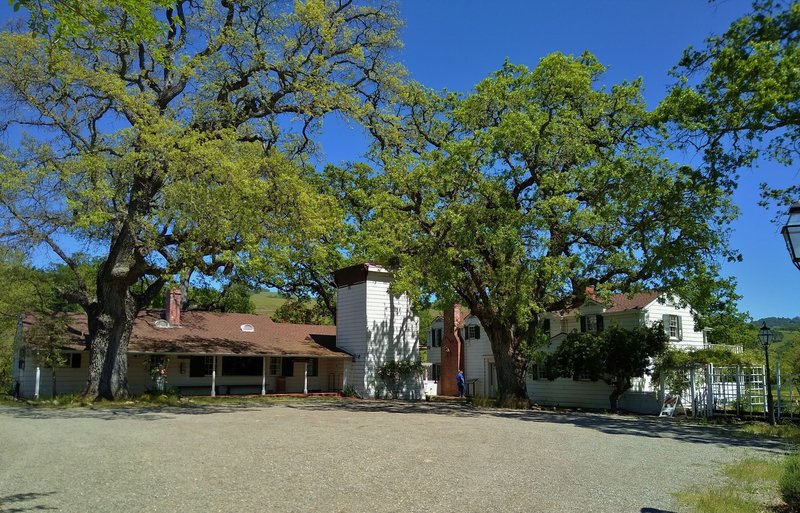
(679, 457, 787, 513)
(723, 457, 785, 484)
(470, 395, 530, 410)
(680, 485, 766, 513)
(0, 392, 344, 409)
(740, 422, 800, 445)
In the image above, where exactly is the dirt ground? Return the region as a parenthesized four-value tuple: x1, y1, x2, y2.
(0, 400, 788, 513)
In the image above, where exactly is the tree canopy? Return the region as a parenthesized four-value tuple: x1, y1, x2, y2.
(660, 0, 800, 210)
(364, 53, 735, 400)
(0, 0, 403, 399)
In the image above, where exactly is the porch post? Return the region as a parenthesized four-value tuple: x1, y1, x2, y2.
(706, 364, 714, 418)
(261, 356, 266, 396)
(689, 367, 696, 418)
(211, 356, 216, 397)
(34, 366, 40, 399)
(303, 361, 308, 394)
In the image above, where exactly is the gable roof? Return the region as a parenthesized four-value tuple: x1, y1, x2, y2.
(20, 311, 346, 358)
(557, 291, 664, 316)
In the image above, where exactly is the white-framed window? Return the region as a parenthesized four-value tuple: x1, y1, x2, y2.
(530, 364, 547, 380)
(663, 314, 683, 340)
(307, 358, 318, 377)
(269, 357, 280, 376)
(430, 327, 443, 347)
(430, 363, 441, 381)
(465, 325, 480, 340)
(580, 314, 603, 333)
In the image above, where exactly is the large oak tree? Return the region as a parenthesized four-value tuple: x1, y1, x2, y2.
(0, 0, 402, 399)
(367, 53, 735, 400)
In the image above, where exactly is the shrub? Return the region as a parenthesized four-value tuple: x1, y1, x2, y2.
(781, 452, 800, 511)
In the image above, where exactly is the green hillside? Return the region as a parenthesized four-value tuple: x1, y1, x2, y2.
(250, 290, 287, 317)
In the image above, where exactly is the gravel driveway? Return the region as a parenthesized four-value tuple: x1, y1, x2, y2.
(0, 400, 788, 513)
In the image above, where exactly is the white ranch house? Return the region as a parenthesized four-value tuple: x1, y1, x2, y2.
(12, 264, 421, 400)
(426, 292, 707, 413)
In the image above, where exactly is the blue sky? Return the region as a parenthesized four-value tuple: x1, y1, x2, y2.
(320, 1, 799, 321)
(1, 1, 798, 320)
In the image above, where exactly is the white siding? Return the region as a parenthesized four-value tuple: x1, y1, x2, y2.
(643, 296, 703, 350)
(336, 269, 420, 399)
(363, 273, 419, 398)
(15, 351, 88, 397)
(527, 376, 615, 409)
(463, 316, 493, 397)
(335, 281, 368, 394)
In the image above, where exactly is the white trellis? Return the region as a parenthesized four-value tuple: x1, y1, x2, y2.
(777, 367, 800, 420)
(662, 364, 768, 418)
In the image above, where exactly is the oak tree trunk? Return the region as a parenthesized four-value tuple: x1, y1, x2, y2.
(483, 323, 530, 401)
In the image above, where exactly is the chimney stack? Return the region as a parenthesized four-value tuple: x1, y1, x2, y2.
(440, 304, 464, 396)
(166, 287, 182, 326)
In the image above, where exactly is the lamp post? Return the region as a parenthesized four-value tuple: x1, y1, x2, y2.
(758, 322, 776, 425)
(782, 202, 800, 271)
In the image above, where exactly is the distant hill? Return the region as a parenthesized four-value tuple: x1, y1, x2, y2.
(755, 317, 800, 331)
(250, 290, 287, 317)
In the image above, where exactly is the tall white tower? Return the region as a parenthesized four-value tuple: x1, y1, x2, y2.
(334, 263, 420, 398)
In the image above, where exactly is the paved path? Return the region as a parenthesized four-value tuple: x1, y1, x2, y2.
(0, 401, 788, 513)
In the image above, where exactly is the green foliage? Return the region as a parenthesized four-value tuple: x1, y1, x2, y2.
(367, 52, 735, 400)
(341, 384, 360, 398)
(0, 0, 404, 399)
(780, 452, 800, 511)
(543, 324, 669, 410)
(661, 0, 800, 209)
(375, 360, 423, 399)
(272, 298, 333, 325)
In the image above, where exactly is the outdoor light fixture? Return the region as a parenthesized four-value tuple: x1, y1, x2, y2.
(758, 322, 776, 425)
(781, 202, 800, 271)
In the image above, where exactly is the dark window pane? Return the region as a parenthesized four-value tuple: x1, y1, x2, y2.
(222, 356, 263, 376)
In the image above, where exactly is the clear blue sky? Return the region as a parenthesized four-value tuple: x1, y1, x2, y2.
(1, 1, 798, 320)
(321, 1, 800, 321)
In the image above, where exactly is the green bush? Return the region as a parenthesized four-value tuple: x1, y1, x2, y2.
(780, 451, 800, 511)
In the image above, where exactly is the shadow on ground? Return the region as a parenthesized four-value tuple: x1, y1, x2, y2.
(0, 398, 793, 454)
(286, 400, 791, 453)
(0, 491, 57, 512)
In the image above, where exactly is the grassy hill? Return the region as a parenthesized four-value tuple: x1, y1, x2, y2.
(250, 290, 287, 317)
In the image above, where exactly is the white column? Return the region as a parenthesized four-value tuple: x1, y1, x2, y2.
(34, 366, 40, 399)
(211, 356, 216, 397)
(706, 364, 714, 418)
(689, 367, 696, 418)
(261, 357, 266, 396)
(303, 361, 308, 395)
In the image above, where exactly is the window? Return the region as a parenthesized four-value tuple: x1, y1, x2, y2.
(61, 352, 82, 368)
(430, 363, 441, 381)
(17, 349, 25, 370)
(281, 357, 294, 377)
(465, 325, 480, 340)
(269, 357, 280, 376)
(307, 358, 318, 377)
(541, 318, 551, 334)
(222, 356, 263, 376)
(430, 327, 443, 347)
(580, 314, 604, 333)
(190, 356, 215, 377)
(663, 314, 683, 340)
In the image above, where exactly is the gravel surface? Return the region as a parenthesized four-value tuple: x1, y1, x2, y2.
(0, 400, 788, 513)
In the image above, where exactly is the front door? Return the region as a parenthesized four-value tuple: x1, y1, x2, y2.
(486, 360, 496, 397)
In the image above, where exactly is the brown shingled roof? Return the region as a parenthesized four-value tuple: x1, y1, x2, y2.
(558, 291, 663, 316)
(21, 311, 346, 358)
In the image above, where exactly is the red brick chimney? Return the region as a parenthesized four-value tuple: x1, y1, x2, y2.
(166, 287, 182, 326)
(440, 304, 464, 396)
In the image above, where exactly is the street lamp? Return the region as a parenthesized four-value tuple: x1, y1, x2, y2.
(782, 202, 800, 271)
(758, 322, 776, 425)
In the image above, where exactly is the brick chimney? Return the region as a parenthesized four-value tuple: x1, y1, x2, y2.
(165, 287, 182, 326)
(440, 304, 464, 396)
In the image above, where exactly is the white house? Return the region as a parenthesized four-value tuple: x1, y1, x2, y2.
(427, 292, 705, 412)
(12, 263, 421, 400)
